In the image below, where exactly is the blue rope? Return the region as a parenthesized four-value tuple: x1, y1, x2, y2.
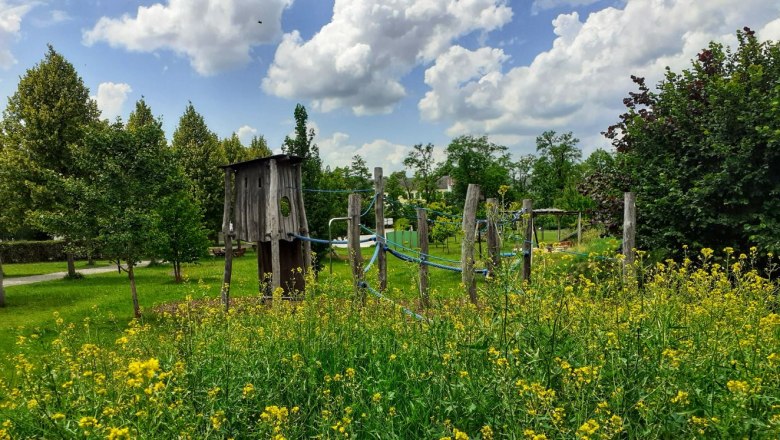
(302, 188, 374, 193)
(363, 243, 381, 273)
(361, 225, 462, 264)
(358, 281, 428, 322)
(385, 246, 487, 275)
(289, 233, 376, 245)
(361, 193, 378, 217)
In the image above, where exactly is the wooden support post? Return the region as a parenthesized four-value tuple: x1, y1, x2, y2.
(374, 167, 387, 291)
(257, 240, 265, 296)
(522, 199, 533, 283)
(577, 212, 582, 247)
(295, 163, 312, 274)
(221, 168, 233, 311)
(486, 198, 501, 276)
(417, 208, 430, 308)
(268, 159, 281, 295)
(557, 216, 561, 242)
(623, 192, 636, 276)
(461, 184, 480, 304)
(348, 193, 364, 302)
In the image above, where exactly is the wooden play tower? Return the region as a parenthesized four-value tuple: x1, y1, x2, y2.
(219, 154, 311, 305)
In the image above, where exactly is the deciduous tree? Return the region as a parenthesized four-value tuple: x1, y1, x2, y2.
(0, 45, 100, 277)
(605, 28, 780, 255)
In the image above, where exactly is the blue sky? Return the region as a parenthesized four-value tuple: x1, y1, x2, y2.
(2, 0, 780, 172)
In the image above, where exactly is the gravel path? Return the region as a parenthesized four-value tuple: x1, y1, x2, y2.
(4, 262, 150, 287)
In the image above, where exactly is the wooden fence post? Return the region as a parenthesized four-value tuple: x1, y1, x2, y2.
(295, 163, 312, 273)
(374, 167, 387, 291)
(221, 168, 233, 311)
(486, 198, 501, 276)
(623, 192, 636, 276)
(268, 159, 281, 296)
(417, 208, 430, 308)
(522, 199, 533, 283)
(348, 194, 364, 302)
(461, 184, 480, 304)
(577, 212, 582, 247)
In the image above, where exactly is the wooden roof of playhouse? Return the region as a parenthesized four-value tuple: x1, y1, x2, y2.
(221, 154, 306, 243)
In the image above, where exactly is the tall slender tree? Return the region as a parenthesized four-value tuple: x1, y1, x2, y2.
(172, 103, 226, 242)
(0, 45, 100, 277)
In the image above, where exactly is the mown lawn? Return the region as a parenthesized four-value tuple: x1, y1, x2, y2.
(2, 260, 112, 278)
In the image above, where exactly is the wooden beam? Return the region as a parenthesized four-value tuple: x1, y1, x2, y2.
(374, 167, 387, 291)
(294, 163, 312, 274)
(486, 198, 501, 276)
(461, 184, 480, 304)
(522, 199, 533, 283)
(268, 159, 281, 294)
(417, 207, 430, 308)
(221, 168, 233, 311)
(623, 191, 636, 277)
(348, 193, 365, 302)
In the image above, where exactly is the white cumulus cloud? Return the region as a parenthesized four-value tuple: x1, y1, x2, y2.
(83, 0, 292, 76)
(0, 1, 33, 69)
(236, 125, 257, 145)
(419, 0, 780, 155)
(93, 82, 132, 121)
(317, 131, 411, 172)
(262, 0, 513, 115)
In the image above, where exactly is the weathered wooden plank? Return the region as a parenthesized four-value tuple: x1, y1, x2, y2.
(417, 207, 430, 308)
(522, 199, 533, 283)
(221, 168, 233, 311)
(295, 164, 312, 273)
(486, 198, 501, 276)
(374, 167, 387, 291)
(623, 192, 636, 277)
(461, 184, 480, 304)
(268, 159, 281, 294)
(348, 194, 364, 302)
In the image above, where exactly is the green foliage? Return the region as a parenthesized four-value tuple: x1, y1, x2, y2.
(248, 135, 272, 159)
(0, 45, 100, 260)
(155, 188, 210, 283)
(578, 149, 630, 235)
(606, 28, 780, 254)
(0, 240, 69, 264)
(172, 103, 227, 241)
(531, 131, 583, 209)
(440, 135, 511, 205)
(403, 143, 438, 202)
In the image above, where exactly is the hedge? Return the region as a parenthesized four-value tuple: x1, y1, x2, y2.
(0, 240, 69, 264)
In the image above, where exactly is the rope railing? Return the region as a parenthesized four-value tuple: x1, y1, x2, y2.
(363, 243, 382, 274)
(358, 280, 428, 322)
(361, 225, 462, 264)
(300, 188, 374, 193)
(288, 233, 376, 245)
(385, 246, 488, 275)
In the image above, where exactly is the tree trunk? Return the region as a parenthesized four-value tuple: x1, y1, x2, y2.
(0, 251, 6, 308)
(66, 251, 77, 278)
(174, 261, 182, 283)
(86, 238, 95, 266)
(128, 262, 141, 319)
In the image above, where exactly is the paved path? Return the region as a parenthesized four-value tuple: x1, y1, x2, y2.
(4, 262, 150, 287)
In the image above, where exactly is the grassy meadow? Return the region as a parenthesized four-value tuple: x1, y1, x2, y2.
(2, 233, 779, 439)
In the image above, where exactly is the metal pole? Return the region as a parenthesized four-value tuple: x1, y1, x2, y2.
(328, 217, 349, 274)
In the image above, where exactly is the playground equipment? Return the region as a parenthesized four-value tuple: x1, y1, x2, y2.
(219, 155, 311, 307)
